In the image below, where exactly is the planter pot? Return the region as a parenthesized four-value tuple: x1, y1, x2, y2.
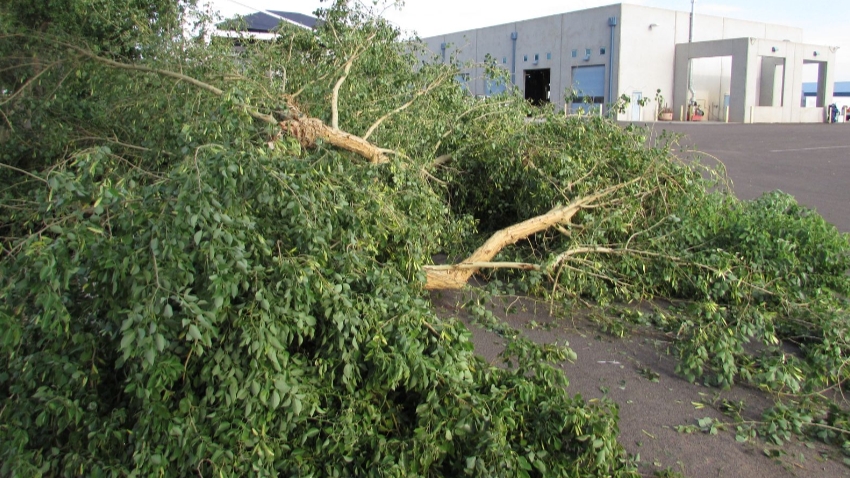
(659, 112, 674, 121)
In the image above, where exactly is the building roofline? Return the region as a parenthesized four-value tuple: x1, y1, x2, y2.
(217, 9, 320, 33)
(421, 3, 802, 41)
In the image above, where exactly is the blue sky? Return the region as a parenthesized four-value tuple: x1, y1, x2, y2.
(207, 1, 849, 80)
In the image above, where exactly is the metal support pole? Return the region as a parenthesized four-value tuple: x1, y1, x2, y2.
(510, 32, 518, 86)
(687, 0, 696, 119)
(608, 17, 617, 111)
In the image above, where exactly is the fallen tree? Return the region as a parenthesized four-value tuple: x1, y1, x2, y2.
(2, 1, 850, 476)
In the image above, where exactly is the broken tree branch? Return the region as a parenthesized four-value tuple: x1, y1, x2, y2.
(426, 262, 541, 271)
(280, 117, 388, 164)
(331, 34, 376, 130)
(65, 42, 283, 125)
(424, 181, 634, 290)
(62, 41, 392, 164)
(64, 43, 224, 96)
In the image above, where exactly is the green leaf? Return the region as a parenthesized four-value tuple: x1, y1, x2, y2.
(144, 348, 155, 365)
(120, 333, 134, 349)
(155, 334, 166, 352)
(188, 324, 202, 341)
(517, 456, 532, 471)
(273, 378, 289, 394)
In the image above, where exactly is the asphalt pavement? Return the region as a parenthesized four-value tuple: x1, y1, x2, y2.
(635, 122, 850, 232)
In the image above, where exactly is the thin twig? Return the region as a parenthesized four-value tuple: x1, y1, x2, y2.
(550, 245, 776, 297)
(0, 61, 61, 107)
(0, 162, 47, 184)
(363, 73, 448, 140)
(422, 320, 440, 339)
(72, 135, 158, 153)
(151, 245, 162, 292)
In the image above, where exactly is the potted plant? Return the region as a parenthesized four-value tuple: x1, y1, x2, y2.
(655, 89, 674, 121)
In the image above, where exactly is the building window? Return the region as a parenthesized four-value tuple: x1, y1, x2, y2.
(523, 55, 528, 62)
(571, 49, 577, 58)
(585, 48, 592, 56)
(534, 53, 539, 62)
(546, 52, 552, 60)
(600, 47, 606, 55)
(503, 56, 508, 64)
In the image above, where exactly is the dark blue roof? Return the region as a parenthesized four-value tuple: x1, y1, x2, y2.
(218, 10, 319, 32)
(803, 81, 850, 96)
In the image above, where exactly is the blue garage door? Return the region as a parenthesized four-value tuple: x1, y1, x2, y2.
(570, 65, 605, 113)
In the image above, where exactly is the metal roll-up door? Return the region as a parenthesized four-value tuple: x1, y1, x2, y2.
(570, 65, 605, 113)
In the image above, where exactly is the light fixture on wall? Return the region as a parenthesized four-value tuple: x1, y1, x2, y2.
(771, 46, 777, 52)
(649, 23, 658, 30)
(813, 51, 819, 57)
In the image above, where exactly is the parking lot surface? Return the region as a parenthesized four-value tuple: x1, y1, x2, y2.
(637, 122, 850, 232)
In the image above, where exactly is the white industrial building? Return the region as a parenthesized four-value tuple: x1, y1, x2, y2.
(422, 3, 839, 123)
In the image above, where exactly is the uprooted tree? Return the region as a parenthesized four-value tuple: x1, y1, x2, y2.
(2, 0, 850, 476)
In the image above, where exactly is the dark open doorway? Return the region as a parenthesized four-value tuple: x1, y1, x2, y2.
(524, 68, 550, 106)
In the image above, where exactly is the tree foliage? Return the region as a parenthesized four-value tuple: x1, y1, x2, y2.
(2, 0, 850, 476)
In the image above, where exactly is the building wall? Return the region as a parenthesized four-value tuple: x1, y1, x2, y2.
(423, 5, 620, 109)
(618, 5, 679, 121)
(558, 5, 621, 110)
(618, 5, 804, 121)
(422, 4, 808, 121)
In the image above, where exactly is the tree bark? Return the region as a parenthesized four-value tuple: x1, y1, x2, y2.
(281, 117, 388, 164)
